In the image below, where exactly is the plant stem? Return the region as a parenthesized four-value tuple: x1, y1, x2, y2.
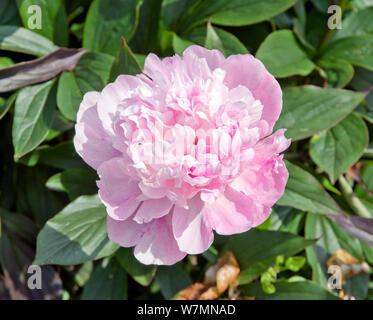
(338, 175, 372, 218)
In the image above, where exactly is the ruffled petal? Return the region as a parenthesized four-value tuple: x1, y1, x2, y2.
(97, 75, 143, 135)
(172, 196, 214, 254)
(183, 45, 225, 71)
(134, 215, 187, 265)
(74, 91, 120, 169)
(221, 54, 282, 133)
(231, 129, 290, 206)
(97, 157, 141, 220)
(203, 187, 269, 235)
(107, 216, 145, 247)
(133, 198, 173, 224)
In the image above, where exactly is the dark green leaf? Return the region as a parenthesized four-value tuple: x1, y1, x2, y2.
(186, 26, 248, 56)
(278, 161, 341, 214)
(269, 206, 305, 234)
(317, 58, 354, 88)
(34, 195, 119, 265)
(109, 38, 143, 82)
(116, 248, 156, 286)
(241, 279, 340, 300)
(16, 0, 69, 46)
(0, 0, 21, 25)
(177, 0, 298, 30)
(46, 168, 98, 200)
(83, 0, 142, 56)
(275, 85, 365, 141)
(57, 52, 113, 121)
(18, 141, 86, 169)
(205, 22, 226, 56)
(82, 258, 127, 300)
(350, 67, 373, 111)
(12, 79, 57, 160)
(333, 7, 373, 40)
(256, 30, 315, 78)
(322, 35, 373, 71)
(223, 229, 316, 284)
(0, 91, 17, 120)
(310, 113, 368, 183)
(156, 264, 192, 299)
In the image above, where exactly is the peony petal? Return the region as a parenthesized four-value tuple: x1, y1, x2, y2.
(97, 157, 141, 220)
(221, 54, 282, 133)
(133, 198, 173, 224)
(231, 130, 290, 206)
(183, 45, 225, 71)
(107, 216, 145, 247)
(231, 155, 289, 207)
(204, 187, 270, 235)
(97, 75, 143, 135)
(134, 215, 187, 265)
(74, 91, 120, 169)
(173, 196, 214, 254)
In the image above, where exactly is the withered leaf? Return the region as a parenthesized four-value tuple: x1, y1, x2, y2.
(0, 48, 87, 93)
(328, 214, 373, 248)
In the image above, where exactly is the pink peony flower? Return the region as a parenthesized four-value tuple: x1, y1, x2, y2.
(74, 45, 290, 265)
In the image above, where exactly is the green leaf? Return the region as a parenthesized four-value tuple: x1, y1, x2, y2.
(57, 52, 114, 121)
(310, 113, 368, 183)
(83, 0, 142, 56)
(15, 165, 66, 226)
(269, 206, 305, 234)
(82, 258, 127, 300)
(333, 7, 373, 40)
(0, 57, 14, 68)
(0, 91, 17, 120)
(355, 162, 373, 200)
(12, 79, 57, 160)
(130, 0, 162, 53)
(156, 264, 192, 299)
(185, 26, 248, 56)
(256, 30, 315, 78)
(223, 229, 316, 284)
(46, 168, 98, 200)
(205, 22, 226, 56)
(18, 141, 86, 169)
(350, 67, 373, 111)
(0, 0, 21, 25)
(322, 35, 373, 71)
(274, 85, 365, 141)
(305, 213, 367, 298)
(16, 0, 69, 46)
(241, 279, 340, 300)
(161, 0, 198, 29)
(177, 0, 298, 30)
(116, 247, 156, 286)
(278, 161, 341, 214)
(317, 58, 354, 88)
(0, 26, 58, 57)
(172, 33, 196, 56)
(74, 261, 93, 287)
(109, 39, 143, 82)
(34, 195, 119, 266)
(351, 0, 373, 9)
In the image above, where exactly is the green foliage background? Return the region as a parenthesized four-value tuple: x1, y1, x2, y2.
(1, 0, 373, 300)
